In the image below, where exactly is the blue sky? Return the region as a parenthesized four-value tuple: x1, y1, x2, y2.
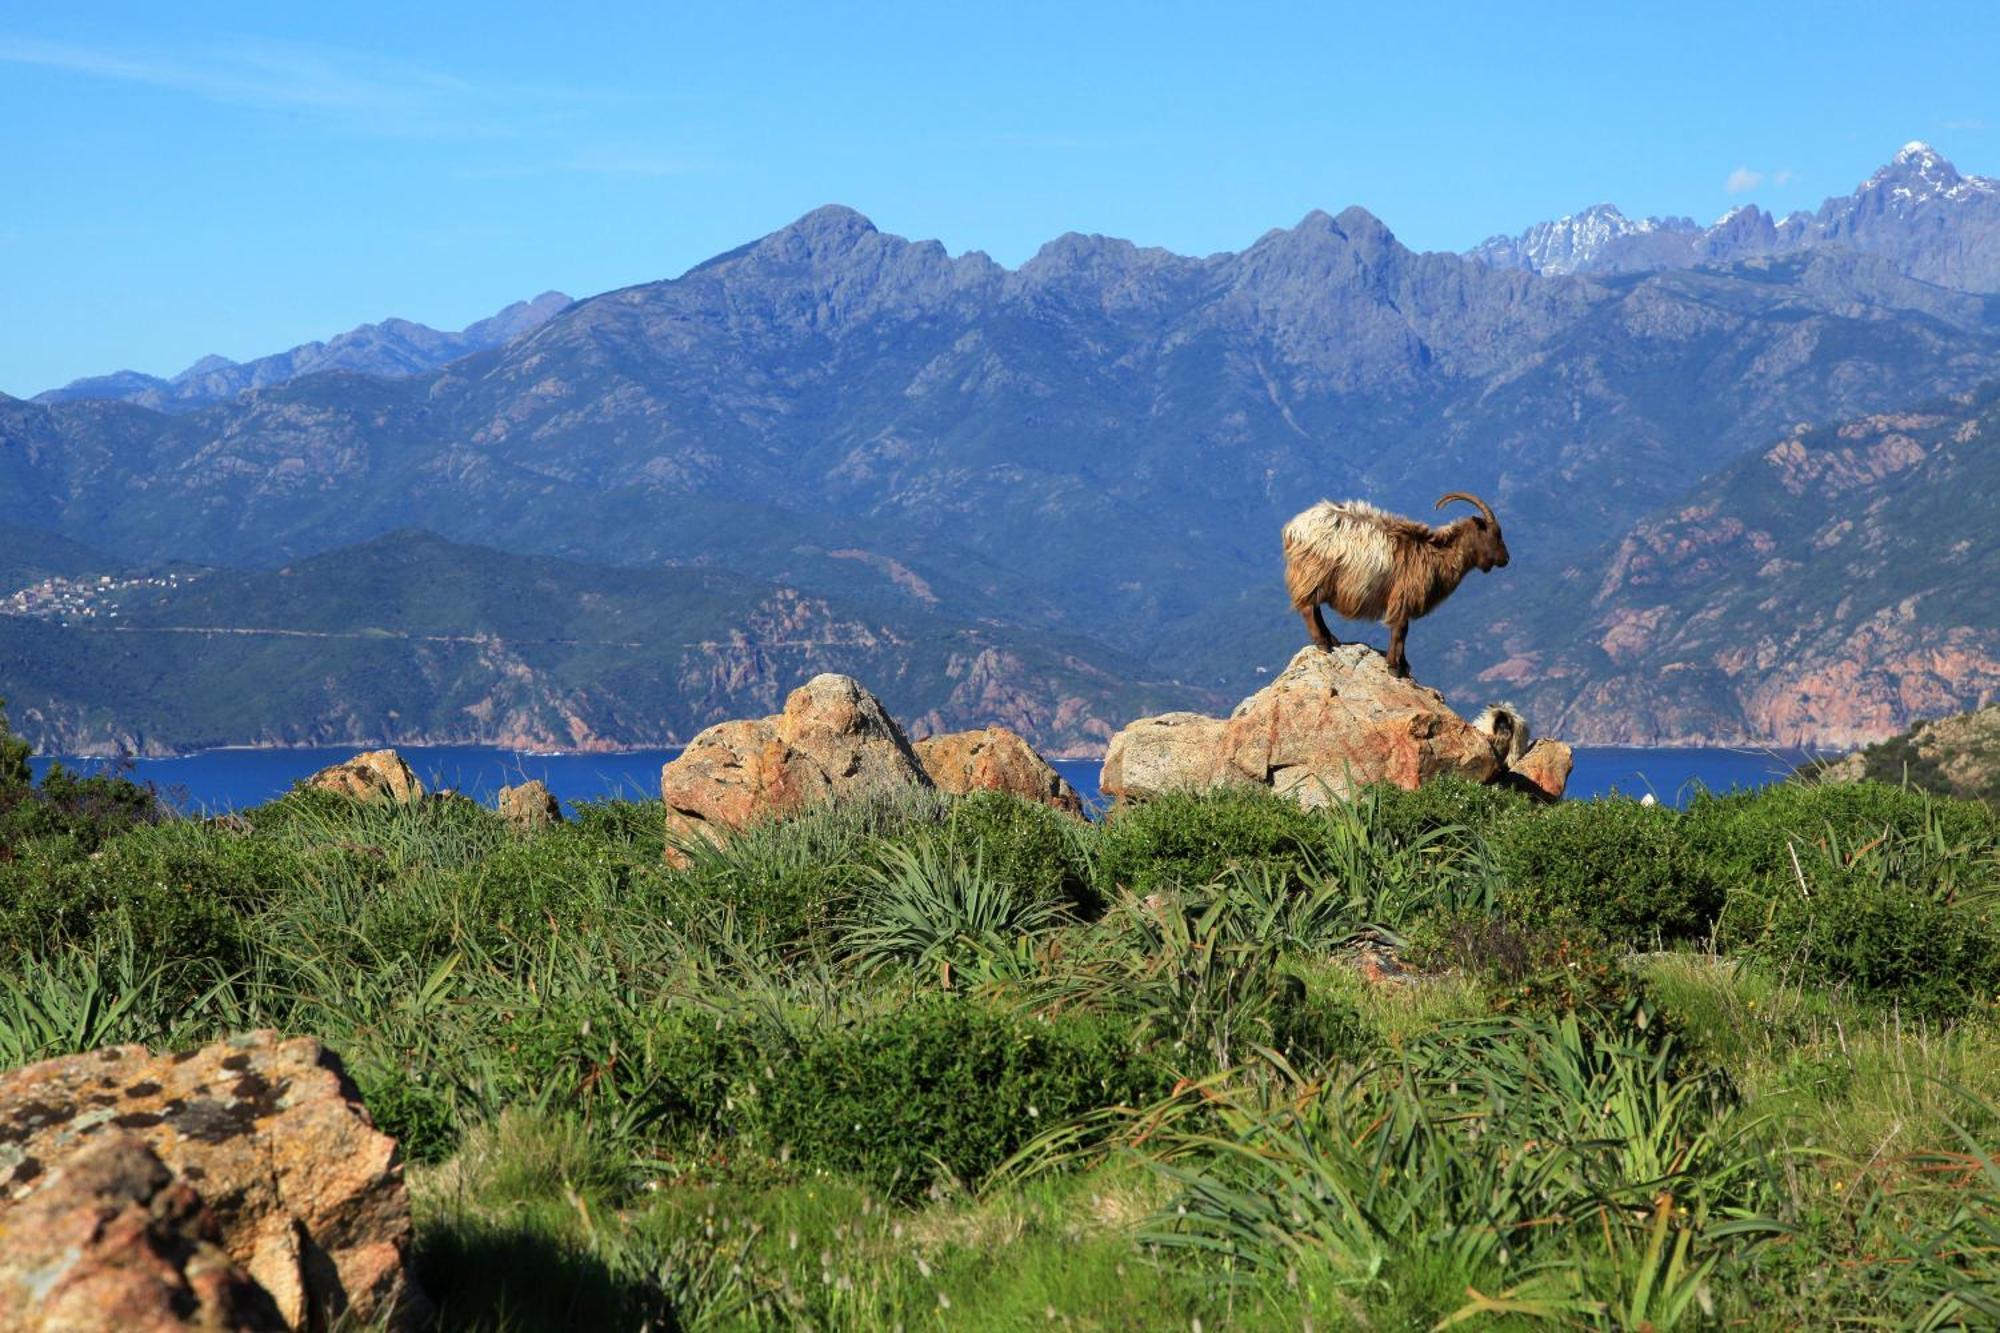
(4, 1, 1997, 395)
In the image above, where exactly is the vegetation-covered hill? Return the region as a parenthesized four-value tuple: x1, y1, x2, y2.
(0, 524, 112, 590)
(0, 530, 1203, 756)
(4, 705, 1998, 1326)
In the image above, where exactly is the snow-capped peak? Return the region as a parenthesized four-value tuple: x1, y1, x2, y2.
(1862, 141, 1993, 204)
(1467, 202, 1697, 274)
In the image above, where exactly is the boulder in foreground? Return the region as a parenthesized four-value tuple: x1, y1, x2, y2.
(0, 1032, 423, 1330)
(662, 674, 932, 850)
(914, 727, 1085, 815)
(1102, 645, 1569, 805)
(302, 749, 424, 804)
(0, 1134, 287, 1333)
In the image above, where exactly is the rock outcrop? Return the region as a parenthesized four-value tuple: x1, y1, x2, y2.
(662, 674, 932, 850)
(0, 1134, 288, 1333)
(302, 750, 423, 804)
(914, 727, 1085, 815)
(1102, 645, 1568, 805)
(1817, 701, 2000, 802)
(497, 779, 564, 830)
(0, 1032, 422, 1330)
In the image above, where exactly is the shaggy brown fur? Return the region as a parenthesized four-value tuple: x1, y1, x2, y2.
(1281, 492, 1509, 677)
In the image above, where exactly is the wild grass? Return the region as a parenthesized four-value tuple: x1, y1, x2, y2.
(1, 742, 1998, 1328)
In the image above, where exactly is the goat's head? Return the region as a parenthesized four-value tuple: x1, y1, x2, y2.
(1436, 492, 1509, 571)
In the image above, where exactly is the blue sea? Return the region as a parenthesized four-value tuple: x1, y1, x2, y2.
(30, 743, 1815, 817)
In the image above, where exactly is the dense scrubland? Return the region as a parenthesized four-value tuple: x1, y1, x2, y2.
(3, 708, 1999, 1329)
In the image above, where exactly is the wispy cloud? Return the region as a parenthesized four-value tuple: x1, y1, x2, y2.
(0, 33, 565, 138)
(1943, 117, 1987, 132)
(1725, 166, 1765, 194)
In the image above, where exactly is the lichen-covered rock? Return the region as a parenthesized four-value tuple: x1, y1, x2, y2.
(913, 727, 1084, 815)
(661, 674, 931, 852)
(1102, 645, 1505, 806)
(0, 1033, 423, 1331)
(497, 779, 563, 830)
(1505, 738, 1575, 802)
(302, 750, 423, 804)
(0, 1134, 288, 1333)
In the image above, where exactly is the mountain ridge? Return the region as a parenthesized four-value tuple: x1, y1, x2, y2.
(34, 291, 572, 412)
(8, 144, 2000, 749)
(1471, 142, 2000, 291)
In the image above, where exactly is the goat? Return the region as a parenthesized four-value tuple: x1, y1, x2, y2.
(1281, 492, 1509, 678)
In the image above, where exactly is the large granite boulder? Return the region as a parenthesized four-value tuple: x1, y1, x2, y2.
(0, 1032, 422, 1330)
(662, 674, 931, 850)
(0, 1134, 287, 1333)
(1102, 645, 1544, 806)
(302, 750, 423, 804)
(913, 727, 1085, 816)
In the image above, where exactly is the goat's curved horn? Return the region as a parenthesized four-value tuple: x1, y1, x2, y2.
(1435, 491, 1497, 525)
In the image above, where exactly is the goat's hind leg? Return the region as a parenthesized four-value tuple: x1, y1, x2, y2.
(1302, 603, 1338, 652)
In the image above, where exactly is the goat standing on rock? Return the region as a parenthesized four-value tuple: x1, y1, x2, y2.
(1282, 492, 1509, 679)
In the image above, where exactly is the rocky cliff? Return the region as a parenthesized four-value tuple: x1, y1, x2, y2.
(1432, 384, 2000, 748)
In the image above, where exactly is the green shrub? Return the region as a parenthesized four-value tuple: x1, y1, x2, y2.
(754, 1000, 1167, 1199)
(666, 790, 952, 943)
(1716, 821, 2000, 1019)
(1364, 776, 1530, 850)
(1684, 780, 1997, 896)
(568, 798, 669, 859)
(0, 762, 158, 860)
(496, 998, 759, 1155)
(0, 827, 266, 981)
(842, 835, 1067, 976)
(352, 1059, 463, 1165)
(0, 698, 29, 791)
(1488, 799, 1716, 943)
(936, 791, 1096, 914)
(1094, 787, 1331, 899)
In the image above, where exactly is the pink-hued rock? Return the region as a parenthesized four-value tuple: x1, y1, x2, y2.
(661, 674, 931, 853)
(0, 1134, 288, 1332)
(0, 1032, 423, 1331)
(1506, 738, 1575, 802)
(914, 727, 1084, 816)
(1101, 645, 1506, 806)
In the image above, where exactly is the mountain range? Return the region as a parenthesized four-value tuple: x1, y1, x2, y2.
(3, 143, 1998, 755)
(32, 292, 571, 413)
(1470, 143, 2000, 291)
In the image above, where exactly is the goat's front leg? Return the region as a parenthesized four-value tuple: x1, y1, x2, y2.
(1302, 604, 1337, 651)
(1386, 619, 1411, 678)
